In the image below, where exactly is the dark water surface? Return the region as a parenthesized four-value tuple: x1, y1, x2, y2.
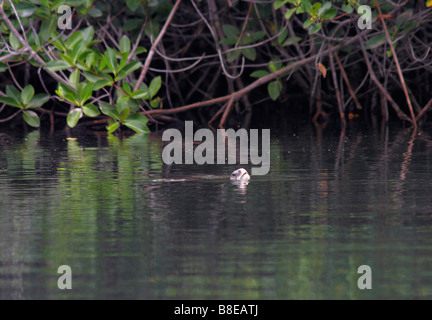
(1, 124, 432, 299)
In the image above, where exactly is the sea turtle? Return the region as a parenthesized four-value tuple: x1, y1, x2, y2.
(152, 168, 250, 184)
(230, 168, 250, 181)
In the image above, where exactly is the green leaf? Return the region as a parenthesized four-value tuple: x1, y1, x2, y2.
(66, 31, 83, 49)
(81, 26, 95, 43)
(222, 24, 239, 39)
(365, 34, 387, 49)
(250, 70, 270, 78)
(44, 60, 73, 72)
(308, 22, 323, 34)
(71, 42, 86, 63)
(27, 93, 50, 108)
(145, 20, 159, 39)
(220, 38, 238, 46)
(9, 32, 21, 50)
(303, 18, 315, 28)
(15, 2, 37, 17)
(268, 80, 282, 101)
(0, 63, 7, 72)
(78, 82, 94, 104)
(310, 2, 322, 15)
(69, 69, 80, 89)
(39, 16, 57, 42)
(285, 7, 297, 20)
(104, 47, 118, 74)
(59, 52, 74, 66)
(0, 96, 21, 108)
(84, 52, 96, 69)
(320, 8, 338, 20)
(56, 83, 79, 105)
(124, 113, 149, 133)
(88, 8, 103, 17)
(122, 18, 143, 31)
(106, 121, 120, 134)
(40, 0, 50, 8)
(84, 0, 95, 10)
(149, 76, 161, 99)
(250, 31, 266, 42)
(56, 83, 76, 98)
(76, 61, 89, 72)
(342, 4, 353, 14)
(23, 110, 40, 127)
(116, 102, 130, 114)
(6, 85, 22, 104)
(128, 100, 140, 113)
(282, 36, 302, 47)
(274, 0, 288, 10)
(241, 33, 256, 45)
(227, 49, 241, 63)
(52, 0, 66, 11)
(122, 82, 132, 96)
(116, 61, 141, 81)
(120, 35, 131, 53)
(317, 2, 331, 17)
(99, 102, 120, 121)
(52, 38, 67, 52)
(135, 46, 147, 55)
(128, 112, 148, 124)
(400, 21, 418, 35)
(126, 0, 141, 11)
(99, 57, 108, 71)
(94, 79, 113, 90)
(67, 108, 83, 128)
(28, 58, 42, 69)
(64, 92, 79, 105)
(21, 85, 35, 105)
(269, 59, 282, 72)
(119, 107, 130, 122)
(28, 29, 41, 47)
(150, 98, 160, 109)
(83, 71, 104, 82)
(241, 48, 256, 61)
(131, 89, 149, 100)
(277, 28, 288, 45)
(117, 94, 130, 104)
(298, 0, 312, 14)
(118, 52, 128, 72)
(82, 103, 100, 117)
(396, 10, 413, 30)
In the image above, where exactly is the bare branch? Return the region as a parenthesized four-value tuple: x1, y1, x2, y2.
(133, 0, 182, 91)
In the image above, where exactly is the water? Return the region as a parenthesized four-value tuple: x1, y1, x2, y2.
(1, 124, 432, 299)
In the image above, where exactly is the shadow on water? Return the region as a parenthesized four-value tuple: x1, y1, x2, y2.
(1, 123, 432, 299)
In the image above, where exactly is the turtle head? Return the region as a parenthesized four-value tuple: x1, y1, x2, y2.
(230, 168, 250, 181)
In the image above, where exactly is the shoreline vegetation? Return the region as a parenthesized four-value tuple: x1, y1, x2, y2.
(0, 0, 432, 134)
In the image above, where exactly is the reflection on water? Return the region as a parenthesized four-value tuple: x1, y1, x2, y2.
(1, 124, 432, 299)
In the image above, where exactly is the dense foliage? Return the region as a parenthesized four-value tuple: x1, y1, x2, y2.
(0, 0, 431, 132)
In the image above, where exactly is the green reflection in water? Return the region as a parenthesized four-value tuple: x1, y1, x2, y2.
(0, 127, 432, 299)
